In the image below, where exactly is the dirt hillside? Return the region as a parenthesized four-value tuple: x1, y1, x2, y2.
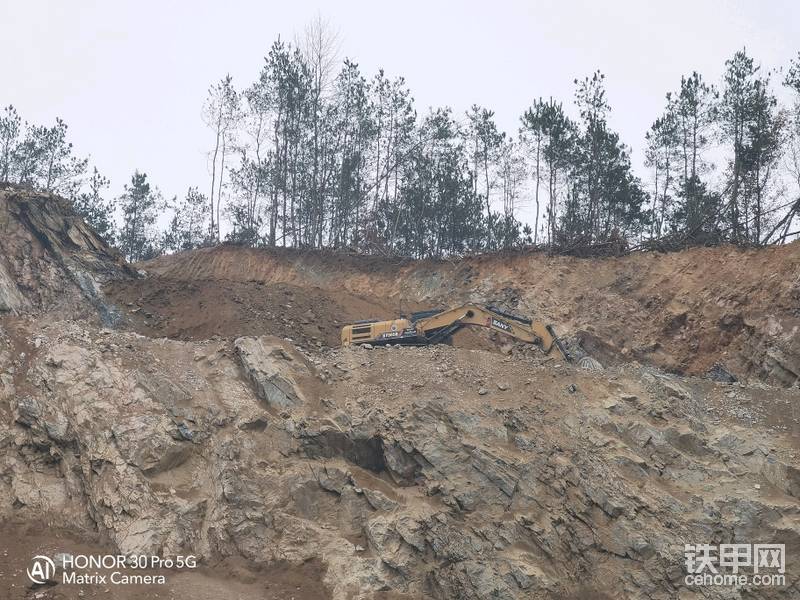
(131, 242, 800, 385)
(1, 190, 800, 600)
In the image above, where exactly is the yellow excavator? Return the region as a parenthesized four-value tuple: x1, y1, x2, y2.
(341, 303, 590, 365)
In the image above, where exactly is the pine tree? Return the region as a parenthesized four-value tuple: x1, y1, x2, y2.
(0, 105, 21, 183)
(719, 50, 784, 244)
(773, 53, 800, 243)
(645, 98, 679, 237)
(564, 72, 647, 249)
(371, 74, 417, 251)
(520, 100, 546, 243)
(203, 74, 241, 242)
(542, 101, 577, 248)
(72, 167, 116, 244)
(497, 139, 526, 248)
(466, 106, 505, 247)
(118, 171, 161, 262)
(163, 187, 211, 251)
(37, 118, 88, 195)
(330, 59, 373, 248)
(672, 72, 718, 239)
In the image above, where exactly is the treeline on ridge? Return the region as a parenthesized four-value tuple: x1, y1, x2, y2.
(1, 24, 799, 261)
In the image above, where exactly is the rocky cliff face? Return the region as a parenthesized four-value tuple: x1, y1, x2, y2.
(2, 324, 799, 599)
(1, 192, 799, 599)
(0, 186, 132, 322)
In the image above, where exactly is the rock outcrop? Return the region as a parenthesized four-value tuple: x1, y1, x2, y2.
(2, 322, 799, 599)
(0, 186, 133, 321)
(234, 336, 312, 409)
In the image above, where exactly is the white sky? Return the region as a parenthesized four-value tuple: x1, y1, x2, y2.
(2, 0, 799, 225)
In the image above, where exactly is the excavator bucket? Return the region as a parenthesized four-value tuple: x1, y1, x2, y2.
(544, 324, 572, 363)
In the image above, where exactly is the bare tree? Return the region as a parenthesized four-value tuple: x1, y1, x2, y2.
(300, 15, 340, 245)
(202, 74, 240, 242)
(520, 101, 546, 243)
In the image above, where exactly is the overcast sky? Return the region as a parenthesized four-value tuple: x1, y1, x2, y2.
(2, 0, 799, 224)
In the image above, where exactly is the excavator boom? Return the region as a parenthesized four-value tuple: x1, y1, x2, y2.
(341, 303, 572, 362)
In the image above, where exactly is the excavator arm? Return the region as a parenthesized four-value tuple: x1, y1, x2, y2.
(414, 304, 572, 361)
(341, 303, 572, 362)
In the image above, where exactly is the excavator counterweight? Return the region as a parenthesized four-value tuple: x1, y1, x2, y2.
(341, 303, 573, 362)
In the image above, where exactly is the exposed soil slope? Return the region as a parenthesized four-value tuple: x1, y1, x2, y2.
(134, 243, 800, 385)
(105, 277, 406, 347)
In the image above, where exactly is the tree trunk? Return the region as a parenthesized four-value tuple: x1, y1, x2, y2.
(209, 105, 223, 241)
(534, 138, 541, 244)
(217, 136, 227, 242)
